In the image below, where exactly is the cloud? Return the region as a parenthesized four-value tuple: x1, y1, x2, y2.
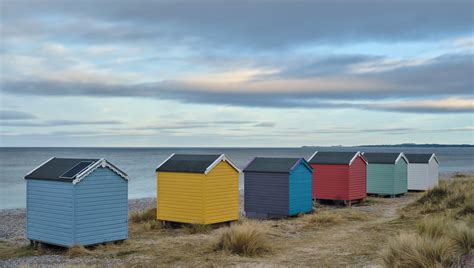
(133, 120, 275, 131)
(2, 0, 472, 49)
(0, 110, 37, 120)
(366, 98, 474, 113)
(1, 119, 123, 127)
(1, 52, 471, 113)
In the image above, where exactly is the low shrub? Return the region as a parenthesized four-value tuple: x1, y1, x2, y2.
(214, 222, 271, 256)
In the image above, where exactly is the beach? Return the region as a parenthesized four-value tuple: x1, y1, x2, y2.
(1, 173, 472, 267)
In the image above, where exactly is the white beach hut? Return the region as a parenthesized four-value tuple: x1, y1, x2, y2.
(405, 153, 439, 191)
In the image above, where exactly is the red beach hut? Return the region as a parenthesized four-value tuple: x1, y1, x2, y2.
(308, 151, 367, 204)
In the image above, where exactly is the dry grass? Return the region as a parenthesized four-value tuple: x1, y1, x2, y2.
(67, 245, 90, 257)
(305, 213, 343, 227)
(213, 221, 271, 256)
(383, 233, 455, 268)
(129, 208, 157, 223)
(450, 224, 474, 256)
(385, 177, 474, 267)
(183, 224, 213, 234)
(0, 241, 39, 260)
(416, 217, 450, 240)
(304, 208, 372, 228)
(409, 178, 474, 216)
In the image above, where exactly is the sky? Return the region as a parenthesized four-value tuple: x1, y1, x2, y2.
(0, 0, 473, 147)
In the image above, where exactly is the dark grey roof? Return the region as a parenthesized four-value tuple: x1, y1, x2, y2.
(405, 153, 435, 163)
(25, 158, 100, 182)
(309, 151, 359, 165)
(156, 154, 221, 173)
(244, 157, 307, 173)
(363, 153, 404, 164)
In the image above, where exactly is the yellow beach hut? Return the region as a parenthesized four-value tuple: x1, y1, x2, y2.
(155, 154, 241, 224)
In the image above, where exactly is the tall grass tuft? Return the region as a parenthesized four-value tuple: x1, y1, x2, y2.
(450, 225, 474, 256)
(129, 208, 157, 223)
(214, 222, 271, 256)
(383, 233, 454, 268)
(416, 218, 450, 240)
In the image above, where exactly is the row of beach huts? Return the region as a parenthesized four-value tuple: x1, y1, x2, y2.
(23, 151, 439, 248)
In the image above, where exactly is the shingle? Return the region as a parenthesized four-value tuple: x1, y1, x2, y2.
(363, 153, 402, 164)
(25, 158, 100, 182)
(405, 153, 434, 163)
(244, 157, 301, 173)
(309, 151, 359, 165)
(156, 154, 221, 173)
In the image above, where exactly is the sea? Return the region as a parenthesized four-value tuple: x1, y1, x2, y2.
(0, 146, 473, 210)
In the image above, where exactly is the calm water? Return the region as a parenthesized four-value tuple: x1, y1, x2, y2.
(0, 147, 473, 209)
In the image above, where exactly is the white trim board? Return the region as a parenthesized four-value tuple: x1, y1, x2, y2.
(307, 151, 318, 162)
(73, 158, 128, 184)
(156, 153, 176, 170)
(205, 154, 242, 174)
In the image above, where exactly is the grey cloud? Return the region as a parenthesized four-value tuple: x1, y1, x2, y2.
(1, 119, 123, 127)
(0, 110, 37, 120)
(134, 120, 275, 131)
(1, 53, 472, 113)
(2, 0, 472, 49)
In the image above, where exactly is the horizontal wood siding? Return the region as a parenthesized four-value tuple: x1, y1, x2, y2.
(393, 159, 408, 194)
(408, 164, 428, 190)
(348, 156, 367, 200)
(244, 172, 289, 218)
(311, 164, 349, 200)
(74, 168, 128, 246)
(367, 164, 395, 195)
(27, 180, 74, 247)
(289, 163, 312, 216)
(157, 171, 205, 224)
(204, 161, 239, 224)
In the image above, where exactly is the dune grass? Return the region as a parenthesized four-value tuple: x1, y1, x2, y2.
(183, 224, 213, 234)
(384, 177, 474, 267)
(213, 221, 271, 256)
(129, 208, 157, 223)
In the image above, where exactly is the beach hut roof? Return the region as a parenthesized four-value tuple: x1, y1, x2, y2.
(308, 151, 366, 165)
(24, 157, 128, 184)
(156, 154, 241, 174)
(405, 153, 438, 164)
(244, 157, 313, 173)
(362, 152, 408, 164)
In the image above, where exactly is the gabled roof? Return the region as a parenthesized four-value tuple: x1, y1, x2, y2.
(308, 151, 366, 165)
(405, 153, 438, 164)
(24, 157, 128, 184)
(362, 152, 408, 164)
(156, 154, 241, 174)
(243, 157, 313, 174)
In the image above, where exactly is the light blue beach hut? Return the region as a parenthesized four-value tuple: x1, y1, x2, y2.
(24, 158, 129, 247)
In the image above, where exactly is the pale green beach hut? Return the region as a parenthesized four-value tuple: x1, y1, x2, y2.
(363, 152, 408, 196)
